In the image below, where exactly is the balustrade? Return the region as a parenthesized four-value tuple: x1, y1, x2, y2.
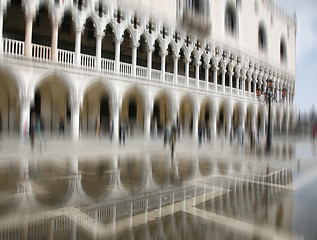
(3, 38, 24, 56)
(101, 58, 115, 72)
(32, 44, 51, 61)
(119, 62, 132, 75)
(58, 49, 74, 65)
(2, 37, 258, 99)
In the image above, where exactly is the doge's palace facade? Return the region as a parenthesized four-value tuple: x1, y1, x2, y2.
(0, 0, 296, 141)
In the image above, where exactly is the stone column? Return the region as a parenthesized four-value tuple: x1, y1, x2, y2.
(20, 98, 31, 141)
(71, 98, 80, 141)
(228, 71, 233, 94)
(24, 13, 34, 57)
(132, 43, 138, 76)
(113, 101, 119, 142)
(205, 64, 210, 91)
(213, 67, 217, 92)
(160, 50, 167, 82)
(185, 57, 190, 86)
(115, 37, 122, 73)
(193, 107, 199, 140)
(211, 114, 217, 139)
(236, 73, 240, 96)
(147, 46, 153, 79)
(253, 80, 257, 99)
(51, 19, 60, 61)
(248, 78, 252, 94)
(173, 54, 179, 84)
(0, 10, 4, 54)
(195, 59, 200, 88)
(75, 27, 83, 66)
(144, 105, 151, 139)
(242, 76, 246, 97)
(95, 32, 103, 70)
(222, 69, 226, 92)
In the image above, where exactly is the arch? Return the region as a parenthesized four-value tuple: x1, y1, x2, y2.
(58, 10, 77, 52)
(137, 34, 148, 68)
(225, 3, 238, 35)
(152, 39, 162, 71)
(217, 99, 231, 136)
(232, 101, 245, 132)
(120, 29, 133, 64)
(80, 80, 114, 137)
(3, 0, 25, 41)
(121, 85, 148, 136)
(245, 103, 256, 136)
(199, 97, 216, 141)
(258, 22, 267, 52)
(32, 4, 52, 47)
(81, 16, 97, 56)
(102, 23, 116, 61)
(179, 94, 195, 136)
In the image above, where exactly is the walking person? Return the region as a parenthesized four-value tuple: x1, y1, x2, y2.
(169, 124, 177, 158)
(30, 113, 36, 152)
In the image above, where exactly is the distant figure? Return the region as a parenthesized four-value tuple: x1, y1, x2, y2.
(30, 114, 36, 151)
(109, 119, 113, 142)
(169, 124, 177, 158)
(119, 121, 126, 145)
(59, 118, 65, 138)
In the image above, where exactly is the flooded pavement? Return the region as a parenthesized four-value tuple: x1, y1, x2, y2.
(0, 139, 316, 239)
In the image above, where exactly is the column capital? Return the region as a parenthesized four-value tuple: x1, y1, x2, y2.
(183, 56, 191, 64)
(147, 45, 155, 53)
(173, 54, 180, 60)
(95, 30, 105, 39)
(131, 41, 140, 49)
(159, 50, 168, 58)
(75, 25, 85, 34)
(114, 36, 123, 45)
(204, 63, 211, 70)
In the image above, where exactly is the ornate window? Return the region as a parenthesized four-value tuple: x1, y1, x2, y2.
(225, 5, 238, 35)
(280, 38, 287, 63)
(258, 24, 267, 52)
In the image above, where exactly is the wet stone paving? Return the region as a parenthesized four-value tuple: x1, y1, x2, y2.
(0, 139, 316, 239)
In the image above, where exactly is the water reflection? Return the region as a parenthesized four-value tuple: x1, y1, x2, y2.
(0, 142, 309, 239)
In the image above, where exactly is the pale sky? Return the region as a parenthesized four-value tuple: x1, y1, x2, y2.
(275, 0, 317, 113)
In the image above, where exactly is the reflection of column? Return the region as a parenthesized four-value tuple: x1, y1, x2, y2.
(147, 46, 153, 78)
(71, 99, 80, 141)
(20, 98, 30, 141)
(47, 219, 54, 240)
(75, 28, 82, 65)
(173, 54, 179, 84)
(115, 37, 122, 73)
(71, 216, 77, 240)
(131, 43, 138, 76)
(95, 32, 104, 70)
(70, 156, 79, 173)
(160, 50, 167, 82)
(24, 13, 34, 57)
(51, 19, 60, 61)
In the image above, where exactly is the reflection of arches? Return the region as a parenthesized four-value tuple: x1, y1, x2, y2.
(119, 156, 146, 194)
(151, 155, 169, 187)
(199, 157, 214, 176)
(79, 158, 114, 200)
(225, 3, 238, 35)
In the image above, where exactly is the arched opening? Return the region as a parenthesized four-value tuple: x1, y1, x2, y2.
(189, 52, 195, 80)
(245, 105, 255, 139)
(218, 101, 230, 137)
(225, 65, 230, 87)
(178, 48, 186, 77)
(199, 99, 214, 142)
(58, 11, 76, 53)
(120, 29, 133, 64)
(81, 82, 112, 137)
(225, 4, 238, 35)
(32, 5, 52, 48)
(166, 44, 174, 74)
(199, 56, 205, 81)
(33, 76, 70, 137)
(152, 40, 162, 72)
(258, 23, 267, 52)
(179, 96, 193, 136)
(280, 37, 287, 63)
(3, 0, 25, 42)
(101, 24, 115, 62)
(121, 88, 145, 137)
(137, 34, 148, 68)
(0, 71, 20, 136)
(217, 61, 223, 85)
(233, 103, 244, 140)
(81, 17, 96, 58)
